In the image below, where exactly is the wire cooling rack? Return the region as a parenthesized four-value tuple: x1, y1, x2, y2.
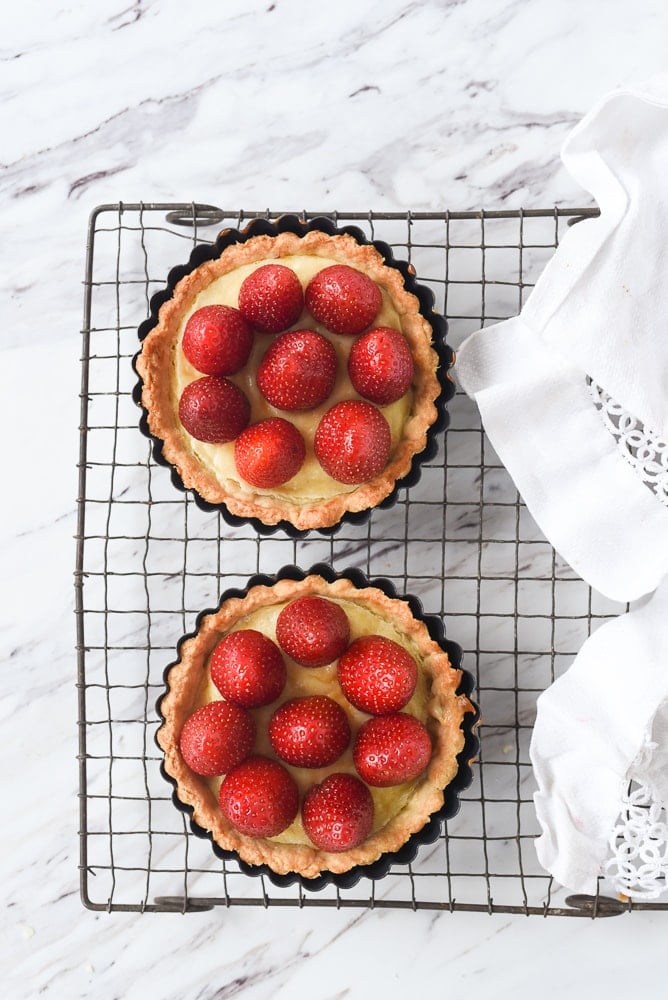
(76, 204, 666, 916)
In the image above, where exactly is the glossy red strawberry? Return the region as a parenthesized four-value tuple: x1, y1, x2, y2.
(314, 400, 391, 484)
(178, 376, 250, 443)
(348, 327, 414, 405)
(275, 596, 350, 667)
(210, 629, 287, 708)
(305, 264, 382, 335)
(268, 695, 351, 768)
(256, 330, 337, 411)
(234, 417, 306, 489)
(353, 713, 432, 787)
(302, 773, 374, 852)
(182, 304, 253, 375)
(219, 755, 299, 837)
(238, 264, 304, 334)
(179, 700, 255, 777)
(338, 635, 417, 715)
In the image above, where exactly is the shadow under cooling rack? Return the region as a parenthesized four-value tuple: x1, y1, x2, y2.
(75, 204, 664, 916)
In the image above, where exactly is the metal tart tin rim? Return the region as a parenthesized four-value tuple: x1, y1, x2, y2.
(155, 562, 480, 892)
(133, 214, 453, 538)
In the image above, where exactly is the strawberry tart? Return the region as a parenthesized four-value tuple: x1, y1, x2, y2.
(157, 571, 475, 880)
(136, 220, 447, 531)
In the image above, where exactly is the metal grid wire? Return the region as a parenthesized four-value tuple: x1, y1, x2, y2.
(76, 204, 666, 916)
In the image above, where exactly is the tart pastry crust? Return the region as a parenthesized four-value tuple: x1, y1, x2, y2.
(157, 574, 474, 879)
(136, 229, 443, 530)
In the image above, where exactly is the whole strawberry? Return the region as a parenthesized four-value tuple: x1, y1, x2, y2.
(179, 700, 255, 777)
(178, 375, 250, 443)
(348, 327, 414, 405)
(305, 264, 382, 335)
(302, 773, 374, 852)
(256, 330, 337, 411)
(234, 417, 306, 489)
(210, 628, 287, 708)
(238, 264, 304, 334)
(338, 635, 417, 714)
(182, 304, 253, 375)
(268, 695, 351, 768)
(314, 400, 391, 484)
(276, 596, 350, 667)
(219, 755, 299, 837)
(353, 713, 432, 787)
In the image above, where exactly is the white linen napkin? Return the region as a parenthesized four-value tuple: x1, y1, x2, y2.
(532, 578, 668, 895)
(455, 77, 668, 896)
(455, 75, 668, 604)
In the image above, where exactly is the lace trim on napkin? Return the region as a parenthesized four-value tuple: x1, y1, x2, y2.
(589, 381, 668, 506)
(605, 781, 668, 899)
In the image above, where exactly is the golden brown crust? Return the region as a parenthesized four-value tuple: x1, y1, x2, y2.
(157, 575, 473, 878)
(136, 231, 442, 530)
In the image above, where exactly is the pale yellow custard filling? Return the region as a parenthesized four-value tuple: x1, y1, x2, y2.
(197, 597, 433, 847)
(173, 255, 412, 503)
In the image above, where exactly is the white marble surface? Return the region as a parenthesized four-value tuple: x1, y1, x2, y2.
(3, 1, 668, 997)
